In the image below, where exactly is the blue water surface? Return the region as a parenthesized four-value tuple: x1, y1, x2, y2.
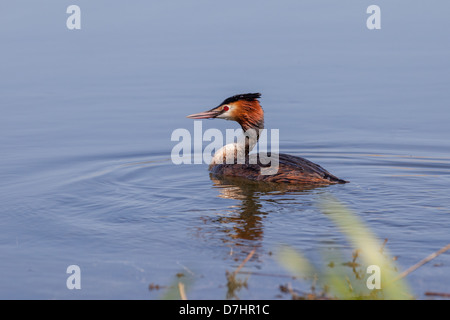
(1, 1, 449, 299)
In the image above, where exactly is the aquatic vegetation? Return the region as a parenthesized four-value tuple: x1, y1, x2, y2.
(155, 271, 194, 300)
(277, 194, 412, 300)
(151, 195, 449, 300)
(225, 248, 255, 299)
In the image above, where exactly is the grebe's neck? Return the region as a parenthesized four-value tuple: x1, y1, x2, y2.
(209, 121, 264, 168)
(241, 119, 264, 153)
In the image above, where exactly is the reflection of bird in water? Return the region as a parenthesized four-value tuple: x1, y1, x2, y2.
(207, 175, 329, 253)
(187, 93, 348, 184)
(210, 176, 267, 244)
(212, 174, 331, 194)
(192, 174, 331, 299)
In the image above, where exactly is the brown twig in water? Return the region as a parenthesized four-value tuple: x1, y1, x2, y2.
(225, 249, 256, 300)
(379, 238, 388, 254)
(178, 282, 187, 300)
(425, 292, 450, 298)
(394, 243, 450, 281)
(233, 248, 256, 275)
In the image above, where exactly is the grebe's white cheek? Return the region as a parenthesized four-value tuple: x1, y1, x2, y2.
(217, 111, 233, 120)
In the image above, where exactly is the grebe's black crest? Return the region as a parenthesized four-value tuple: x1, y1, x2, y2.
(219, 93, 261, 106)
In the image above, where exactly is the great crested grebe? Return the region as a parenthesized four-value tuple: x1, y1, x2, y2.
(187, 93, 347, 184)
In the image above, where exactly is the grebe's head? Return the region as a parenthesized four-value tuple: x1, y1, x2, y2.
(186, 93, 264, 131)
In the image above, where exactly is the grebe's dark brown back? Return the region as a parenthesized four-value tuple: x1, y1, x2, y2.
(187, 93, 347, 185)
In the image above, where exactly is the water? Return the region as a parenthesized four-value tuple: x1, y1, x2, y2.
(1, 1, 449, 299)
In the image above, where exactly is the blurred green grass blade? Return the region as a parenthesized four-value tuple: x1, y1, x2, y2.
(318, 194, 412, 299)
(276, 195, 413, 300)
(277, 245, 316, 279)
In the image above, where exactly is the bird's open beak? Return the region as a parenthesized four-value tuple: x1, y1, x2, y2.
(186, 108, 221, 119)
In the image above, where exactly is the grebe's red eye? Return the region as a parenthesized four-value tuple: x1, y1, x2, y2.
(223, 106, 229, 111)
